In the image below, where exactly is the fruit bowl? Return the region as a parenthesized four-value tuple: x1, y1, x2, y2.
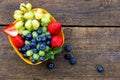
(3, 4, 64, 65)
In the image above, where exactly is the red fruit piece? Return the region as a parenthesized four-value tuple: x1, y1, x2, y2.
(48, 22, 62, 35)
(51, 35, 63, 47)
(11, 35, 24, 48)
(3, 23, 18, 37)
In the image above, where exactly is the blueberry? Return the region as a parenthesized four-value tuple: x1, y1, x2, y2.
(97, 65, 104, 73)
(65, 45, 72, 52)
(25, 37, 29, 41)
(37, 29, 42, 35)
(18, 48, 23, 52)
(21, 47, 27, 52)
(31, 59, 37, 64)
(30, 43, 36, 49)
(41, 36, 47, 42)
(32, 48, 39, 53)
(46, 41, 51, 46)
(22, 35, 26, 40)
(42, 42, 46, 45)
(24, 44, 31, 50)
(31, 38, 37, 44)
(64, 53, 72, 60)
(26, 33, 32, 41)
(69, 58, 77, 65)
(36, 36, 41, 42)
(39, 56, 45, 61)
(23, 54, 28, 58)
(47, 63, 54, 69)
(39, 43, 46, 50)
(47, 35, 52, 40)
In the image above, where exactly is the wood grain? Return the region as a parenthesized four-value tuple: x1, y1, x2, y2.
(0, 0, 120, 26)
(0, 26, 120, 80)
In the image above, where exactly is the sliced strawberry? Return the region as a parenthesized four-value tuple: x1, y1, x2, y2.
(11, 35, 24, 48)
(3, 23, 18, 37)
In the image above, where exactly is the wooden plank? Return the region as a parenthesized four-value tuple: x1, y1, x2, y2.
(0, 26, 120, 80)
(0, 0, 120, 26)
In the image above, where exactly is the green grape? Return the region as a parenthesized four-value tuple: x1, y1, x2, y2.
(39, 51, 45, 56)
(25, 20, 33, 31)
(41, 17, 51, 24)
(45, 46, 50, 52)
(18, 27, 25, 34)
(13, 14, 23, 20)
(41, 23, 48, 27)
(37, 44, 40, 49)
(45, 31, 50, 36)
(15, 21, 24, 30)
(22, 30, 30, 36)
(14, 10, 23, 15)
(44, 14, 50, 18)
(39, 34, 45, 37)
(36, 42, 41, 49)
(26, 3, 32, 11)
(25, 40, 30, 44)
(33, 54, 39, 60)
(34, 11, 43, 20)
(32, 19, 40, 30)
(24, 11, 34, 20)
(41, 27, 47, 33)
(20, 3, 27, 13)
(32, 31, 38, 38)
(37, 8, 43, 13)
(26, 50, 33, 57)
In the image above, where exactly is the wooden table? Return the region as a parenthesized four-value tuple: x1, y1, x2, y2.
(0, 0, 120, 80)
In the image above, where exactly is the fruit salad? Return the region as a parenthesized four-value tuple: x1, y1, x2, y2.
(3, 3, 64, 65)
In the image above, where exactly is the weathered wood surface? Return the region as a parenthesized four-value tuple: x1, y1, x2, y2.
(0, 0, 120, 26)
(0, 27, 120, 80)
(0, 0, 120, 80)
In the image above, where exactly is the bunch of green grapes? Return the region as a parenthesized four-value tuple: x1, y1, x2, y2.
(13, 3, 51, 36)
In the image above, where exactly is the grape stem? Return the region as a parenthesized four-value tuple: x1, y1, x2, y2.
(22, 5, 27, 10)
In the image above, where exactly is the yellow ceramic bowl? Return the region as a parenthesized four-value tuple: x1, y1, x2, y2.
(8, 8, 65, 65)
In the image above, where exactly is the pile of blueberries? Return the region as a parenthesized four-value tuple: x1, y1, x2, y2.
(47, 45, 77, 69)
(18, 28, 52, 63)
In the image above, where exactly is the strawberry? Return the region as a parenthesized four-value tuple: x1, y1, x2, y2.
(51, 35, 63, 47)
(48, 22, 62, 35)
(3, 23, 18, 37)
(11, 35, 24, 48)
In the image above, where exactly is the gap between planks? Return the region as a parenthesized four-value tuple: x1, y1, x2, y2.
(0, 24, 120, 27)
